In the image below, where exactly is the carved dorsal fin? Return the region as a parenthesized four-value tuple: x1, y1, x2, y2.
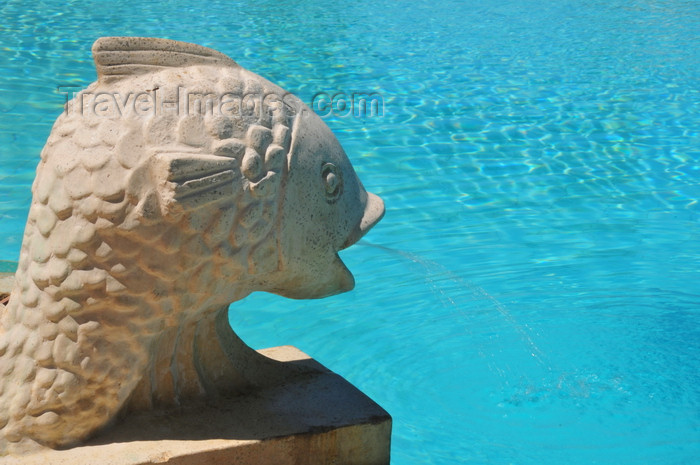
(92, 37, 238, 82)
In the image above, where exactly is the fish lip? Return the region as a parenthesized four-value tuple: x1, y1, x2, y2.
(332, 253, 356, 294)
(269, 254, 355, 299)
(341, 192, 385, 250)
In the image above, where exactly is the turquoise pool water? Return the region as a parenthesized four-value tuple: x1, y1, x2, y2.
(1, 0, 699, 463)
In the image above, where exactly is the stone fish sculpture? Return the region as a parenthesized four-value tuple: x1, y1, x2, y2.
(0, 37, 384, 453)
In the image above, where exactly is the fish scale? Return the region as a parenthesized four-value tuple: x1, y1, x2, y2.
(0, 50, 291, 454)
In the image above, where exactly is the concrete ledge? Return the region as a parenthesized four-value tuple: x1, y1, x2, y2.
(0, 346, 391, 465)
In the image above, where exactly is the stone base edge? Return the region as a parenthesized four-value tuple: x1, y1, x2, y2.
(0, 346, 391, 465)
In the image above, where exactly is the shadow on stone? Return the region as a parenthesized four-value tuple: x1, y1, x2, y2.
(2, 347, 391, 465)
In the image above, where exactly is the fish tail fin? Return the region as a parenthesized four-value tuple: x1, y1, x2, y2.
(92, 37, 238, 83)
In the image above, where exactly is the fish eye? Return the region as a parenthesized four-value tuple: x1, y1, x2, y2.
(321, 162, 342, 203)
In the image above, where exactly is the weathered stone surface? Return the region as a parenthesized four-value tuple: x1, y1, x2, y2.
(0, 37, 386, 456)
(0, 347, 391, 465)
(0, 273, 13, 295)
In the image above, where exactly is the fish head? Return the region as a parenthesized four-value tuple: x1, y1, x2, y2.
(86, 37, 384, 301)
(273, 111, 384, 299)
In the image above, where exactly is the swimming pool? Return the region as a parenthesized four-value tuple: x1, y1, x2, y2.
(1, 0, 698, 463)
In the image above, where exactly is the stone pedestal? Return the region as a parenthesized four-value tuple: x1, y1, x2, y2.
(0, 346, 391, 465)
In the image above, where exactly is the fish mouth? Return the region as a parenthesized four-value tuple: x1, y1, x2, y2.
(276, 191, 383, 299)
(341, 192, 385, 250)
